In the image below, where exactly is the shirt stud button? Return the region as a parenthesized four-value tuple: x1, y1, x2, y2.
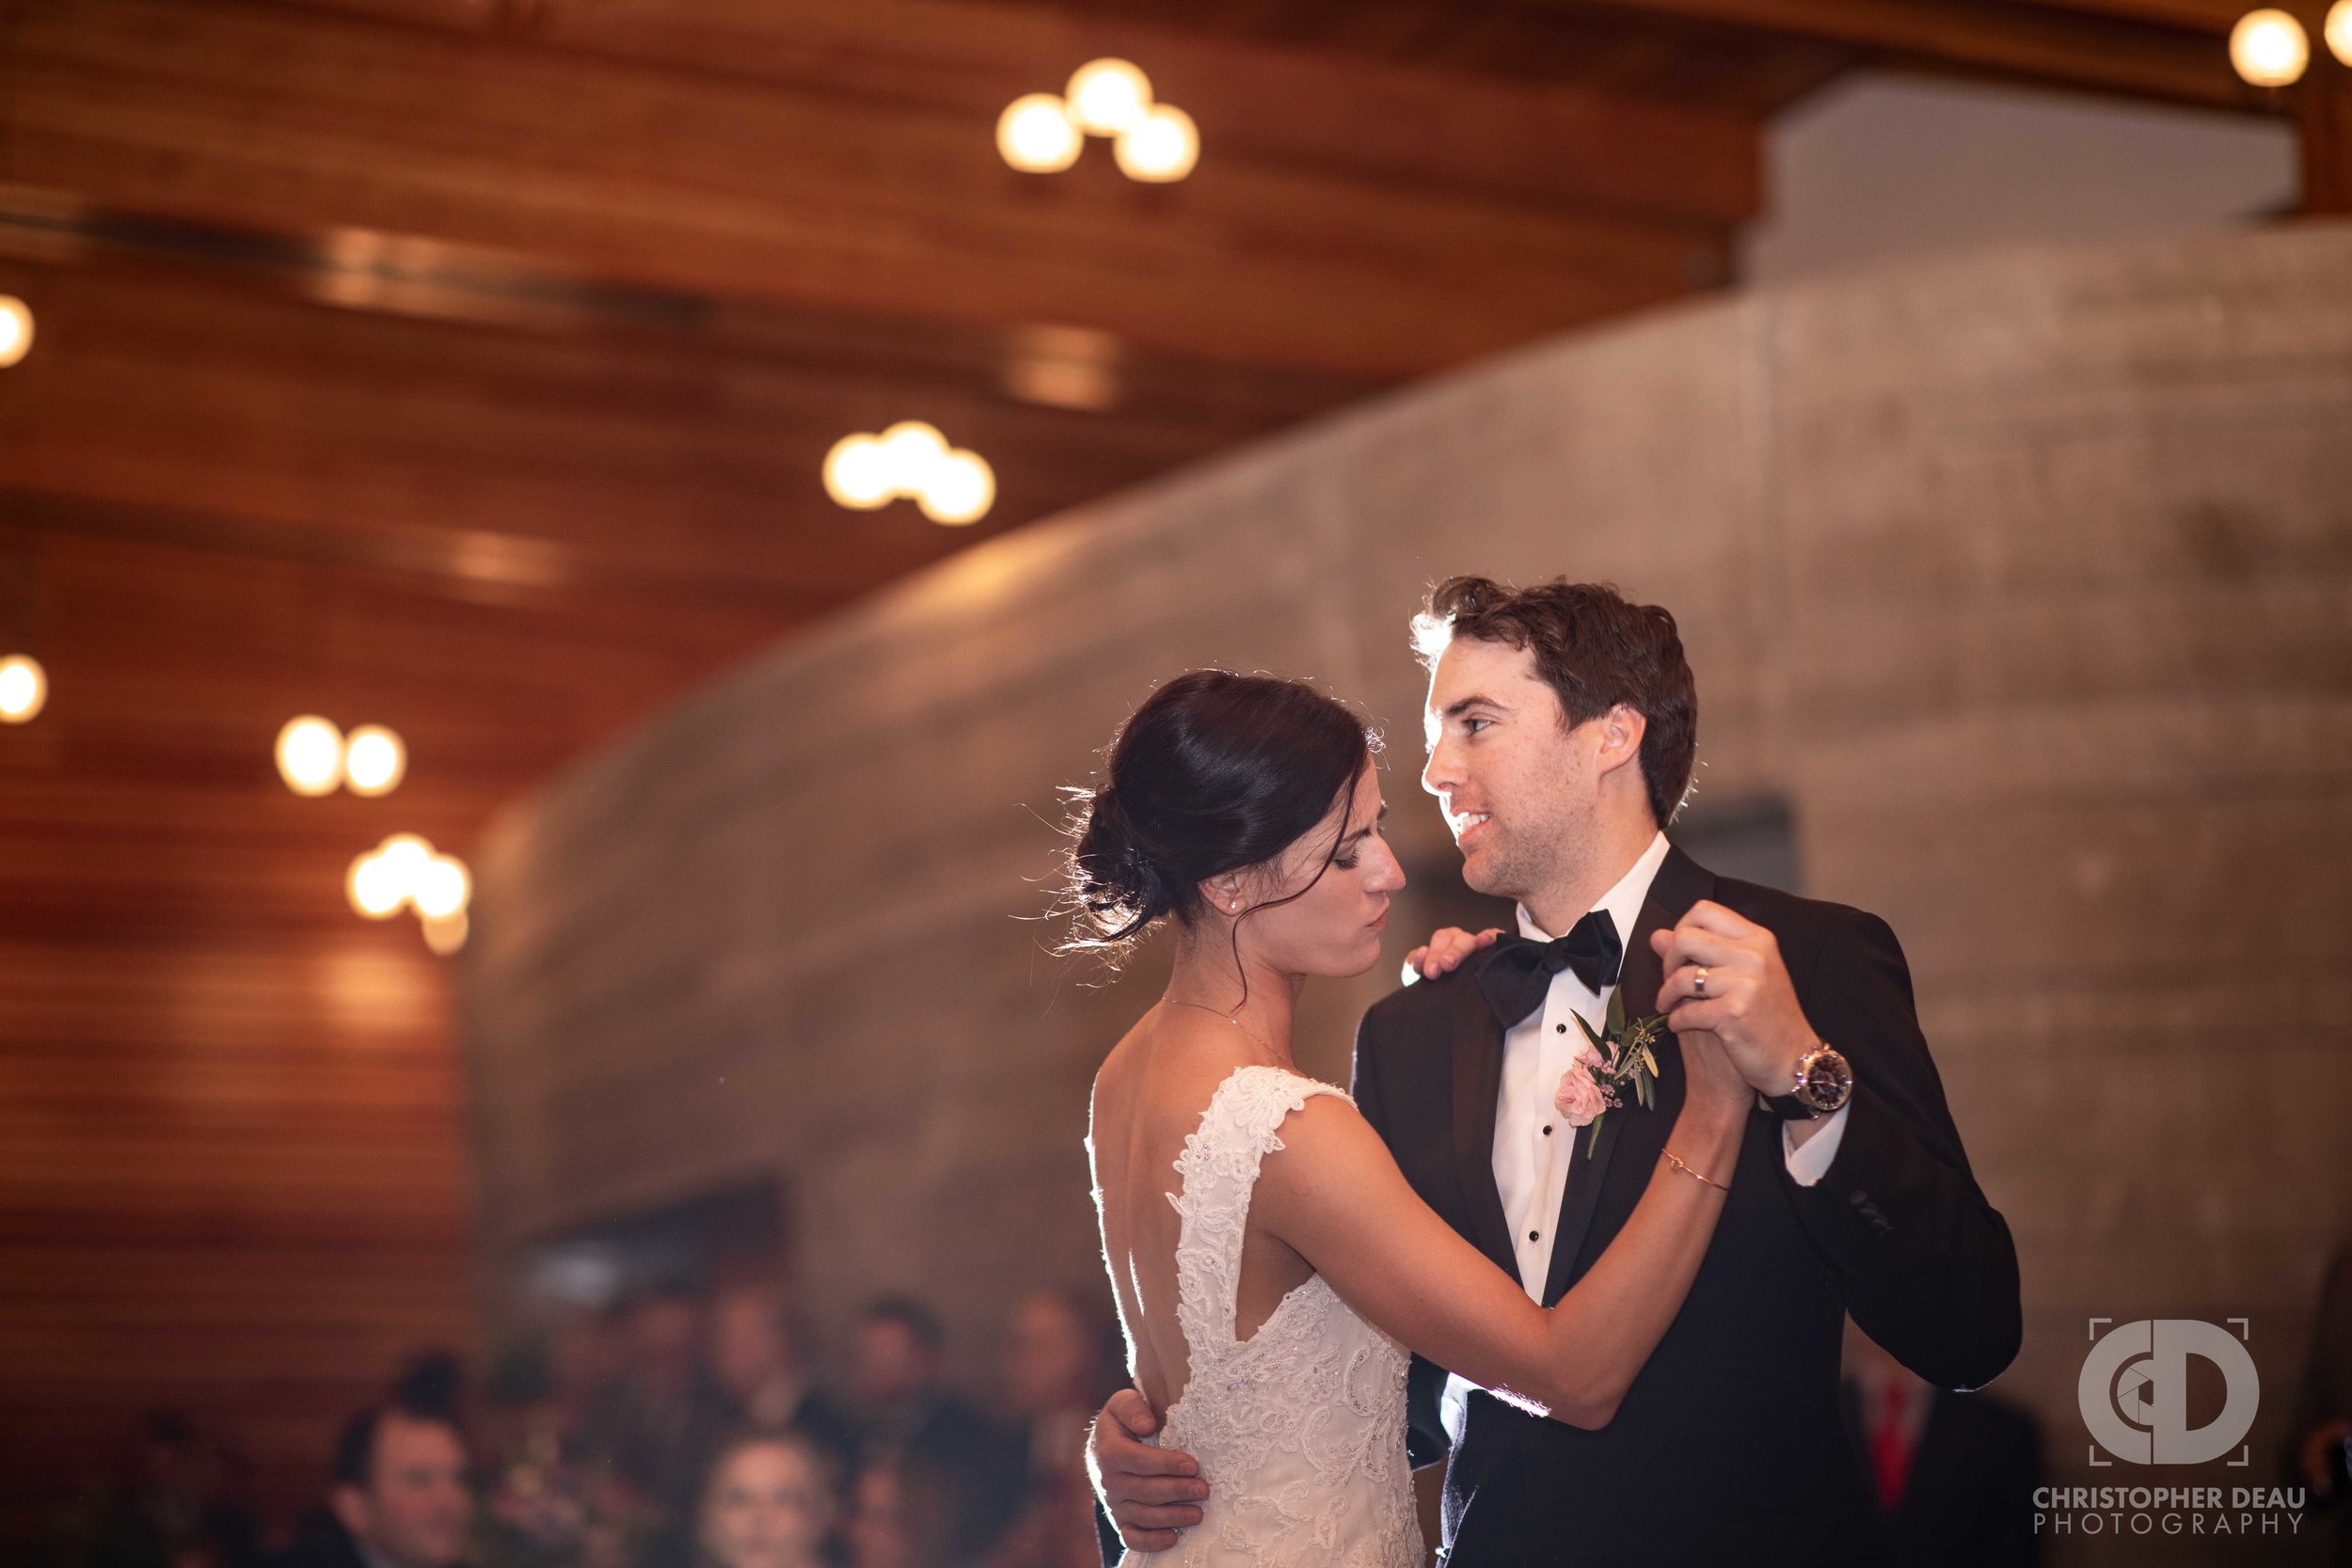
(1542, 1125, 1553, 1135)
(1555, 1022, 1567, 1033)
(1528, 1230, 1541, 1242)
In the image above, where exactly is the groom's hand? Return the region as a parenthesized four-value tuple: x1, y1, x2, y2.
(1649, 901, 1818, 1098)
(1088, 1387, 1206, 1551)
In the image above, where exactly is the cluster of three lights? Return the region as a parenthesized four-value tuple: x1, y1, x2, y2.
(999, 59, 1198, 182)
(2231, 5, 2352, 85)
(347, 832, 472, 955)
(823, 421, 996, 524)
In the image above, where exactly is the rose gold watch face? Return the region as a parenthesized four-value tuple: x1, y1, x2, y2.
(1800, 1049, 1852, 1112)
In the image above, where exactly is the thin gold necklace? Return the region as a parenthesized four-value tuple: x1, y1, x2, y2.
(1168, 998, 1278, 1059)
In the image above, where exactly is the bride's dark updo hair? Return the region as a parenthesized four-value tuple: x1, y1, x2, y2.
(1063, 670, 1375, 955)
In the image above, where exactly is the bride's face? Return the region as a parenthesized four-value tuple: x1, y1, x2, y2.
(1229, 766, 1405, 979)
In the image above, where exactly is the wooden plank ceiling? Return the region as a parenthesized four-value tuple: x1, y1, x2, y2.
(0, 0, 2293, 1540)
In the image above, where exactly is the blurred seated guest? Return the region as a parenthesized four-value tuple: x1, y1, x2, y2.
(1841, 1324, 2042, 1568)
(479, 1329, 653, 1568)
(707, 1280, 859, 1480)
(394, 1351, 474, 1432)
(278, 1403, 473, 1568)
(848, 1299, 1023, 1561)
(694, 1432, 836, 1568)
(982, 1291, 1120, 1568)
(583, 1285, 727, 1532)
(85, 1410, 262, 1568)
(844, 1459, 976, 1568)
(2288, 1243, 2352, 1564)
(847, 1299, 983, 1464)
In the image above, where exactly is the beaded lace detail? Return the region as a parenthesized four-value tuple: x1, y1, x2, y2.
(1120, 1065, 1420, 1568)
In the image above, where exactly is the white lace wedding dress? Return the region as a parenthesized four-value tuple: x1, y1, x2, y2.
(1112, 1065, 1422, 1568)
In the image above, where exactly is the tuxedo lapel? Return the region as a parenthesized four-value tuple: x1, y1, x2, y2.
(1542, 846, 1715, 1306)
(1447, 974, 1519, 1277)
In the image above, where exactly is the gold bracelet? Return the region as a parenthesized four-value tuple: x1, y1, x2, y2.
(1663, 1149, 1731, 1193)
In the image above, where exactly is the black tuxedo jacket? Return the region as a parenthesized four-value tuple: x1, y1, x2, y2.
(1352, 847, 2021, 1568)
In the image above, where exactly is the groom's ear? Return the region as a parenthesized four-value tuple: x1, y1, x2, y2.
(1593, 703, 1647, 776)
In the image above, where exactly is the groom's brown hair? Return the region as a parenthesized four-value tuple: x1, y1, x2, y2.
(1411, 577, 1697, 829)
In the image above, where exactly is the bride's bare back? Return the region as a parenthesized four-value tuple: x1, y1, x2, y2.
(1089, 1008, 1316, 1416)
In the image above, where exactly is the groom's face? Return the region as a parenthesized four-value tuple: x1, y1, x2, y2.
(1421, 636, 1592, 905)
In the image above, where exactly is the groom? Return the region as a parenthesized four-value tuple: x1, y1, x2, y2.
(1089, 577, 2021, 1566)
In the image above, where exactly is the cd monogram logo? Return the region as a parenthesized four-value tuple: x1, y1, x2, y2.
(2078, 1319, 2260, 1466)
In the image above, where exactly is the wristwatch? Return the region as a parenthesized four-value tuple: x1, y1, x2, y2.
(1762, 1041, 1852, 1120)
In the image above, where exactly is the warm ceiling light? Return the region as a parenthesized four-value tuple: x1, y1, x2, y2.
(876, 420, 950, 494)
(1066, 59, 1152, 135)
(0, 654, 46, 722)
(823, 434, 895, 509)
(2328, 0, 2352, 63)
(414, 854, 471, 920)
(346, 849, 407, 918)
(997, 92, 1083, 173)
(421, 910, 469, 956)
(1115, 103, 1200, 182)
(376, 833, 435, 892)
(342, 723, 406, 796)
(2231, 8, 2310, 85)
(916, 449, 996, 526)
(277, 716, 345, 796)
(0, 297, 30, 368)
(826, 422, 993, 524)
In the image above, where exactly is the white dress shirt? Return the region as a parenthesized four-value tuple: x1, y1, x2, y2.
(1440, 832, 1849, 1438)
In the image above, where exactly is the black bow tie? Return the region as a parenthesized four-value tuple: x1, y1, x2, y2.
(1474, 911, 1625, 1029)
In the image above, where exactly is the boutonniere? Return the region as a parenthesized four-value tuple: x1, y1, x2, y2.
(1552, 989, 1667, 1155)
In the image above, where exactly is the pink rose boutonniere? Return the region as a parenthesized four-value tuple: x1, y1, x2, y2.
(1551, 989, 1669, 1155)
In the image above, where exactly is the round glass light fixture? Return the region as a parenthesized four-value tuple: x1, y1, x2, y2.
(342, 723, 406, 796)
(1066, 59, 1152, 135)
(1115, 103, 1200, 182)
(2231, 8, 2310, 86)
(414, 854, 471, 920)
(0, 654, 46, 722)
(2327, 0, 2352, 64)
(0, 296, 31, 369)
(346, 848, 407, 918)
(916, 449, 996, 526)
(276, 716, 345, 796)
(823, 434, 895, 509)
(997, 92, 1083, 173)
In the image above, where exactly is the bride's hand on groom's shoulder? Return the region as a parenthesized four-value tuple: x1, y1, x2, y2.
(1404, 926, 1503, 983)
(1089, 1387, 1207, 1552)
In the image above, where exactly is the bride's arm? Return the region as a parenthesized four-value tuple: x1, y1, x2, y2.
(1252, 1046, 1748, 1430)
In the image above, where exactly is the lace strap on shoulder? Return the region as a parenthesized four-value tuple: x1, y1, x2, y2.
(1168, 1066, 1352, 1352)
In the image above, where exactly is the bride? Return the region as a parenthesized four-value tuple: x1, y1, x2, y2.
(1071, 670, 1751, 1567)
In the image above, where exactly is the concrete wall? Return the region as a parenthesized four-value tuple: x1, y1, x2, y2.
(462, 222, 2352, 1562)
(1743, 71, 2296, 286)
